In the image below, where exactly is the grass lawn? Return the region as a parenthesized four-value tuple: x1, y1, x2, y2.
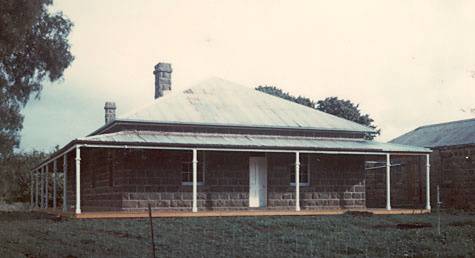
(0, 211, 474, 258)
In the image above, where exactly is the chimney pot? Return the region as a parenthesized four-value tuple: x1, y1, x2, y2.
(104, 101, 116, 124)
(153, 62, 172, 99)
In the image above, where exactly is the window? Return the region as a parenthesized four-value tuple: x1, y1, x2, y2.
(182, 152, 205, 185)
(290, 154, 310, 186)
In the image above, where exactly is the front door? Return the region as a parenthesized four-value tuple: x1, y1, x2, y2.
(249, 157, 267, 208)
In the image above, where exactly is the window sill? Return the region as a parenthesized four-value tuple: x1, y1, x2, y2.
(182, 182, 205, 186)
(290, 183, 310, 187)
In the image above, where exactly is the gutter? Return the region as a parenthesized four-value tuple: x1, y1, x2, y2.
(31, 139, 431, 171)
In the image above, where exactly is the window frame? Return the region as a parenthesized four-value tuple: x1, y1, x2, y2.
(290, 154, 311, 186)
(181, 151, 206, 186)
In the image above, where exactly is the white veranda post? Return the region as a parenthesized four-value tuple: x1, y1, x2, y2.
(75, 146, 81, 214)
(386, 153, 391, 211)
(40, 167, 44, 209)
(63, 154, 68, 212)
(30, 171, 34, 208)
(35, 170, 39, 208)
(426, 154, 431, 210)
(53, 160, 57, 209)
(295, 152, 301, 211)
(192, 149, 198, 212)
(45, 165, 49, 208)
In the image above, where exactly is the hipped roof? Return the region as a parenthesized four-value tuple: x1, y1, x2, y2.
(120, 77, 375, 133)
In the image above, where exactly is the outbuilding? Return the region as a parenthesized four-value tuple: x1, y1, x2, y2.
(30, 63, 431, 216)
(391, 119, 475, 209)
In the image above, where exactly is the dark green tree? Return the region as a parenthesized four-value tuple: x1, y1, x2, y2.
(316, 97, 380, 137)
(256, 85, 315, 108)
(0, 151, 48, 202)
(256, 85, 380, 138)
(0, 0, 74, 158)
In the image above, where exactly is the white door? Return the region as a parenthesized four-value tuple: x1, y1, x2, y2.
(249, 157, 267, 208)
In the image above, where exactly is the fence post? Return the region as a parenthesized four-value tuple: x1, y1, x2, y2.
(437, 185, 441, 235)
(148, 203, 156, 258)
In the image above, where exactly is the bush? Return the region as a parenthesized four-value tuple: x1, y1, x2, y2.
(0, 151, 48, 203)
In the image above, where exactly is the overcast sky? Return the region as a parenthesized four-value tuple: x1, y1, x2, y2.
(20, 0, 475, 152)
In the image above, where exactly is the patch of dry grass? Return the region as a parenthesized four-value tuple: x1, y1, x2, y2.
(0, 211, 474, 257)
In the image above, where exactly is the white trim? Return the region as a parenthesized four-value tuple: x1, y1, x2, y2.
(75, 146, 81, 214)
(63, 153, 68, 212)
(386, 153, 391, 211)
(290, 153, 310, 186)
(53, 160, 57, 209)
(80, 143, 426, 156)
(45, 165, 49, 208)
(30, 171, 34, 209)
(248, 156, 268, 208)
(35, 171, 39, 208)
(426, 154, 431, 210)
(33, 145, 78, 171)
(364, 163, 402, 170)
(295, 152, 301, 211)
(40, 167, 44, 208)
(192, 149, 198, 212)
(182, 182, 204, 186)
(290, 182, 310, 187)
(181, 151, 206, 186)
(33, 142, 429, 172)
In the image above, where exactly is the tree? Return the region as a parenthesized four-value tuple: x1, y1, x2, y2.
(0, 0, 74, 158)
(316, 97, 380, 137)
(256, 86, 315, 108)
(256, 86, 380, 138)
(0, 151, 48, 203)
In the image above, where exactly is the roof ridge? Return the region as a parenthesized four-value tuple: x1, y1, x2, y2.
(415, 117, 475, 130)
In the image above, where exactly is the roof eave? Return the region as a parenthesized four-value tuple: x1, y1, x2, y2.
(77, 139, 430, 153)
(89, 119, 376, 136)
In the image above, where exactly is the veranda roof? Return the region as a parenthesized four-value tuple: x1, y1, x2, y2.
(77, 130, 430, 153)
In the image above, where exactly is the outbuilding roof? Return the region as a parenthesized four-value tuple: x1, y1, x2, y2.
(77, 130, 430, 153)
(390, 118, 475, 148)
(121, 77, 375, 133)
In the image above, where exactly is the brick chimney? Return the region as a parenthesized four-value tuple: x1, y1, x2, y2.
(153, 62, 172, 99)
(104, 101, 116, 124)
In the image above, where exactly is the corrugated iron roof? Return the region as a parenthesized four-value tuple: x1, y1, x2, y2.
(390, 118, 475, 148)
(79, 130, 430, 153)
(122, 77, 375, 133)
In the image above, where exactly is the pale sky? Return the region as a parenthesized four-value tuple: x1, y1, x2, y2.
(20, 0, 475, 152)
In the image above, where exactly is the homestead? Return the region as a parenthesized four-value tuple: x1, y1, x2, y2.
(30, 63, 431, 215)
(391, 119, 475, 209)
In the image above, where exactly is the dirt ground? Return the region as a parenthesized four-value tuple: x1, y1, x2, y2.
(0, 210, 474, 257)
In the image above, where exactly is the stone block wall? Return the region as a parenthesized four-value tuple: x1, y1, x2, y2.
(74, 148, 367, 212)
(432, 146, 475, 209)
(115, 150, 250, 211)
(65, 151, 76, 211)
(75, 149, 251, 211)
(66, 149, 123, 211)
(267, 153, 366, 210)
